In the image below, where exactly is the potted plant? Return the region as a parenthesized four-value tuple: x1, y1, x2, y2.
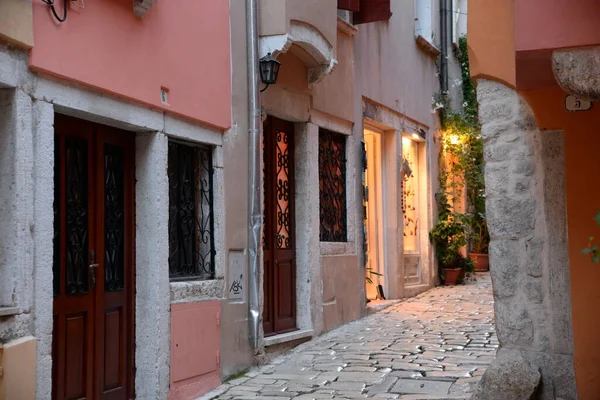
(466, 212, 490, 271)
(429, 196, 475, 285)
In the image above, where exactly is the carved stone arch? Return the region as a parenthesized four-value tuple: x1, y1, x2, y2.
(553, 46, 600, 101)
(259, 20, 338, 87)
(470, 79, 576, 399)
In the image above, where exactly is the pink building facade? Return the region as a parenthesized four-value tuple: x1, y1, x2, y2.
(1, 1, 231, 399)
(0, 1, 465, 399)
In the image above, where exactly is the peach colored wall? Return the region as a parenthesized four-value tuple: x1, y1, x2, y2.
(354, 0, 438, 127)
(273, 50, 310, 95)
(0, 0, 34, 48)
(259, 0, 286, 36)
(515, 0, 600, 52)
(30, 0, 231, 129)
(169, 301, 221, 400)
(312, 28, 355, 123)
(520, 86, 600, 400)
(286, 0, 337, 51)
(321, 255, 361, 333)
(0, 337, 36, 400)
(467, 0, 516, 88)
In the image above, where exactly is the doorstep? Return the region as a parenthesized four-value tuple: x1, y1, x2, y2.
(366, 299, 402, 315)
(263, 329, 314, 347)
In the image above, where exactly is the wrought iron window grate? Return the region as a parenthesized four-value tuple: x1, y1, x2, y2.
(168, 141, 215, 281)
(319, 129, 348, 242)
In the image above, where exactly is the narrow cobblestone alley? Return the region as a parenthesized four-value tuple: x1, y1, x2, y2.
(203, 274, 496, 400)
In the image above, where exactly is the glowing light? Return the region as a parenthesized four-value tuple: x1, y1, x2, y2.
(402, 137, 411, 146)
(412, 133, 421, 140)
(449, 134, 460, 145)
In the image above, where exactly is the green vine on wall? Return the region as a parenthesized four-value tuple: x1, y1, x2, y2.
(581, 212, 600, 262)
(430, 36, 488, 281)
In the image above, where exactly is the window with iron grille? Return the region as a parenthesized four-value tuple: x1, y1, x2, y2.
(319, 129, 348, 242)
(168, 141, 215, 281)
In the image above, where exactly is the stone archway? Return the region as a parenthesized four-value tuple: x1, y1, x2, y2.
(259, 20, 337, 86)
(470, 80, 577, 399)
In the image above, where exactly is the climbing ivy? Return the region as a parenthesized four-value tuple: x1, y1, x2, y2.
(430, 35, 488, 281)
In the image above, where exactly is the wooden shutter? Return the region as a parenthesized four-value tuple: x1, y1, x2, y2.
(338, 0, 360, 12)
(353, 0, 392, 24)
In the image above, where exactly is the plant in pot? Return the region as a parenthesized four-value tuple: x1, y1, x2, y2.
(466, 212, 490, 271)
(429, 196, 475, 285)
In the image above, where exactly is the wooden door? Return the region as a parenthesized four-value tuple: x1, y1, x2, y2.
(262, 116, 297, 336)
(53, 115, 135, 400)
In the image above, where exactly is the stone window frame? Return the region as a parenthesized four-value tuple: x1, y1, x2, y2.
(165, 137, 226, 306)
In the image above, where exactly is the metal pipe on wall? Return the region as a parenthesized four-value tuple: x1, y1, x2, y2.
(439, 0, 449, 93)
(246, 0, 261, 350)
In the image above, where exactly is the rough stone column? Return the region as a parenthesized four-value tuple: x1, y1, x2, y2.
(294, 122, 323, 335)
(135, 132, 171, 399)
(0, 88, 34, 319)
(471, 80, 576, 400)
(32, 100, 55, 400)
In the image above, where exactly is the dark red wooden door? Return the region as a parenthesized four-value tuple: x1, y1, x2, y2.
(263, 116, 297, 336)
(53, 115, 135, 400)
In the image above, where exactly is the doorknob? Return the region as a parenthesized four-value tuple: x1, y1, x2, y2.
(89, 249, 99, 289)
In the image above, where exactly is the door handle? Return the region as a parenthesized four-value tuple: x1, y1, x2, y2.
(89, 249, 99, 289)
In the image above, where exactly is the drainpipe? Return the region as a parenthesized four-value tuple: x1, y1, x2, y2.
(247, 0, 261, 350)
(439, 0, 449, 94)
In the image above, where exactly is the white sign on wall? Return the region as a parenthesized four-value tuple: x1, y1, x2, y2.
(565, 95, 593, 112)
(228, 250, 245, 302)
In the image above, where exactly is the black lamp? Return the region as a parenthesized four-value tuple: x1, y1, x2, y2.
(259, 53, 281, 92)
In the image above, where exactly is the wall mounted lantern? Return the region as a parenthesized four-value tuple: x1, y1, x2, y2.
(259, 53, 281, 92)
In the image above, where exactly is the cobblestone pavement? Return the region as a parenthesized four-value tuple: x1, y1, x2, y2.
(203, 273, 495, 400)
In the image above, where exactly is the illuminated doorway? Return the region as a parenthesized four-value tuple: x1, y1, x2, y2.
(402, 134, 423, 285)
(364, 128, 385, 300)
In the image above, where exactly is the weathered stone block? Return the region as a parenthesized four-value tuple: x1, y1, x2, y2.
(483, 163, 509, 197)
(553, 47, 600, 101)
(478, 94, 518, 125)
(488, 240, 519, 299)
(513, 176, 532, 194)
(484, 143, 533, 163)
(513, 158, 535, 176)
(487, 199, 535, 238)
(470, 348, 540, 400)
(523, 278, 543, 304)
(494, 301, 534, 346)
(523, 238, 543, 278)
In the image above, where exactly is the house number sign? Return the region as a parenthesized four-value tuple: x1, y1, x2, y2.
(565, 95, 593, 112)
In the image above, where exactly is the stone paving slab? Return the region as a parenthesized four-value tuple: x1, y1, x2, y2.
(200, 273, 495, 400)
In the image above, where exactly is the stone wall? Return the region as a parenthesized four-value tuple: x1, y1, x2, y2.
(472, 80, 576, 399)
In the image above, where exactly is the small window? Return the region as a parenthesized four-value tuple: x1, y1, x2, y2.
(415, 0, 433, 42)
(353, 0, 392, 25)
(168, 141, 215, 281)
(319, 129, 348, 242)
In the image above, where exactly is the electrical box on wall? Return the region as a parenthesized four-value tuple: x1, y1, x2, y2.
(170, 302, 221, 399)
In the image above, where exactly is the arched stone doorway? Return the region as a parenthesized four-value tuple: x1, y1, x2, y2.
(471, 79, 577, 399)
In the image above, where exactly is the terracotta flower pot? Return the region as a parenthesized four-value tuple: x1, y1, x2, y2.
(469, 253, 489, 272)
(444, 268, 463, 285)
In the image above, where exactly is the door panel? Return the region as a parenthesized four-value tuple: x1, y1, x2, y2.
(263, 116, 296, 335)
(53, 115, 135, 400)
(401, 137, 422, 286)
(64, 312, 88, 399)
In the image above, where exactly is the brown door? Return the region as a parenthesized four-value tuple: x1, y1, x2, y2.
(52, 115, 135, 400)
(262, 116, 297, 336)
